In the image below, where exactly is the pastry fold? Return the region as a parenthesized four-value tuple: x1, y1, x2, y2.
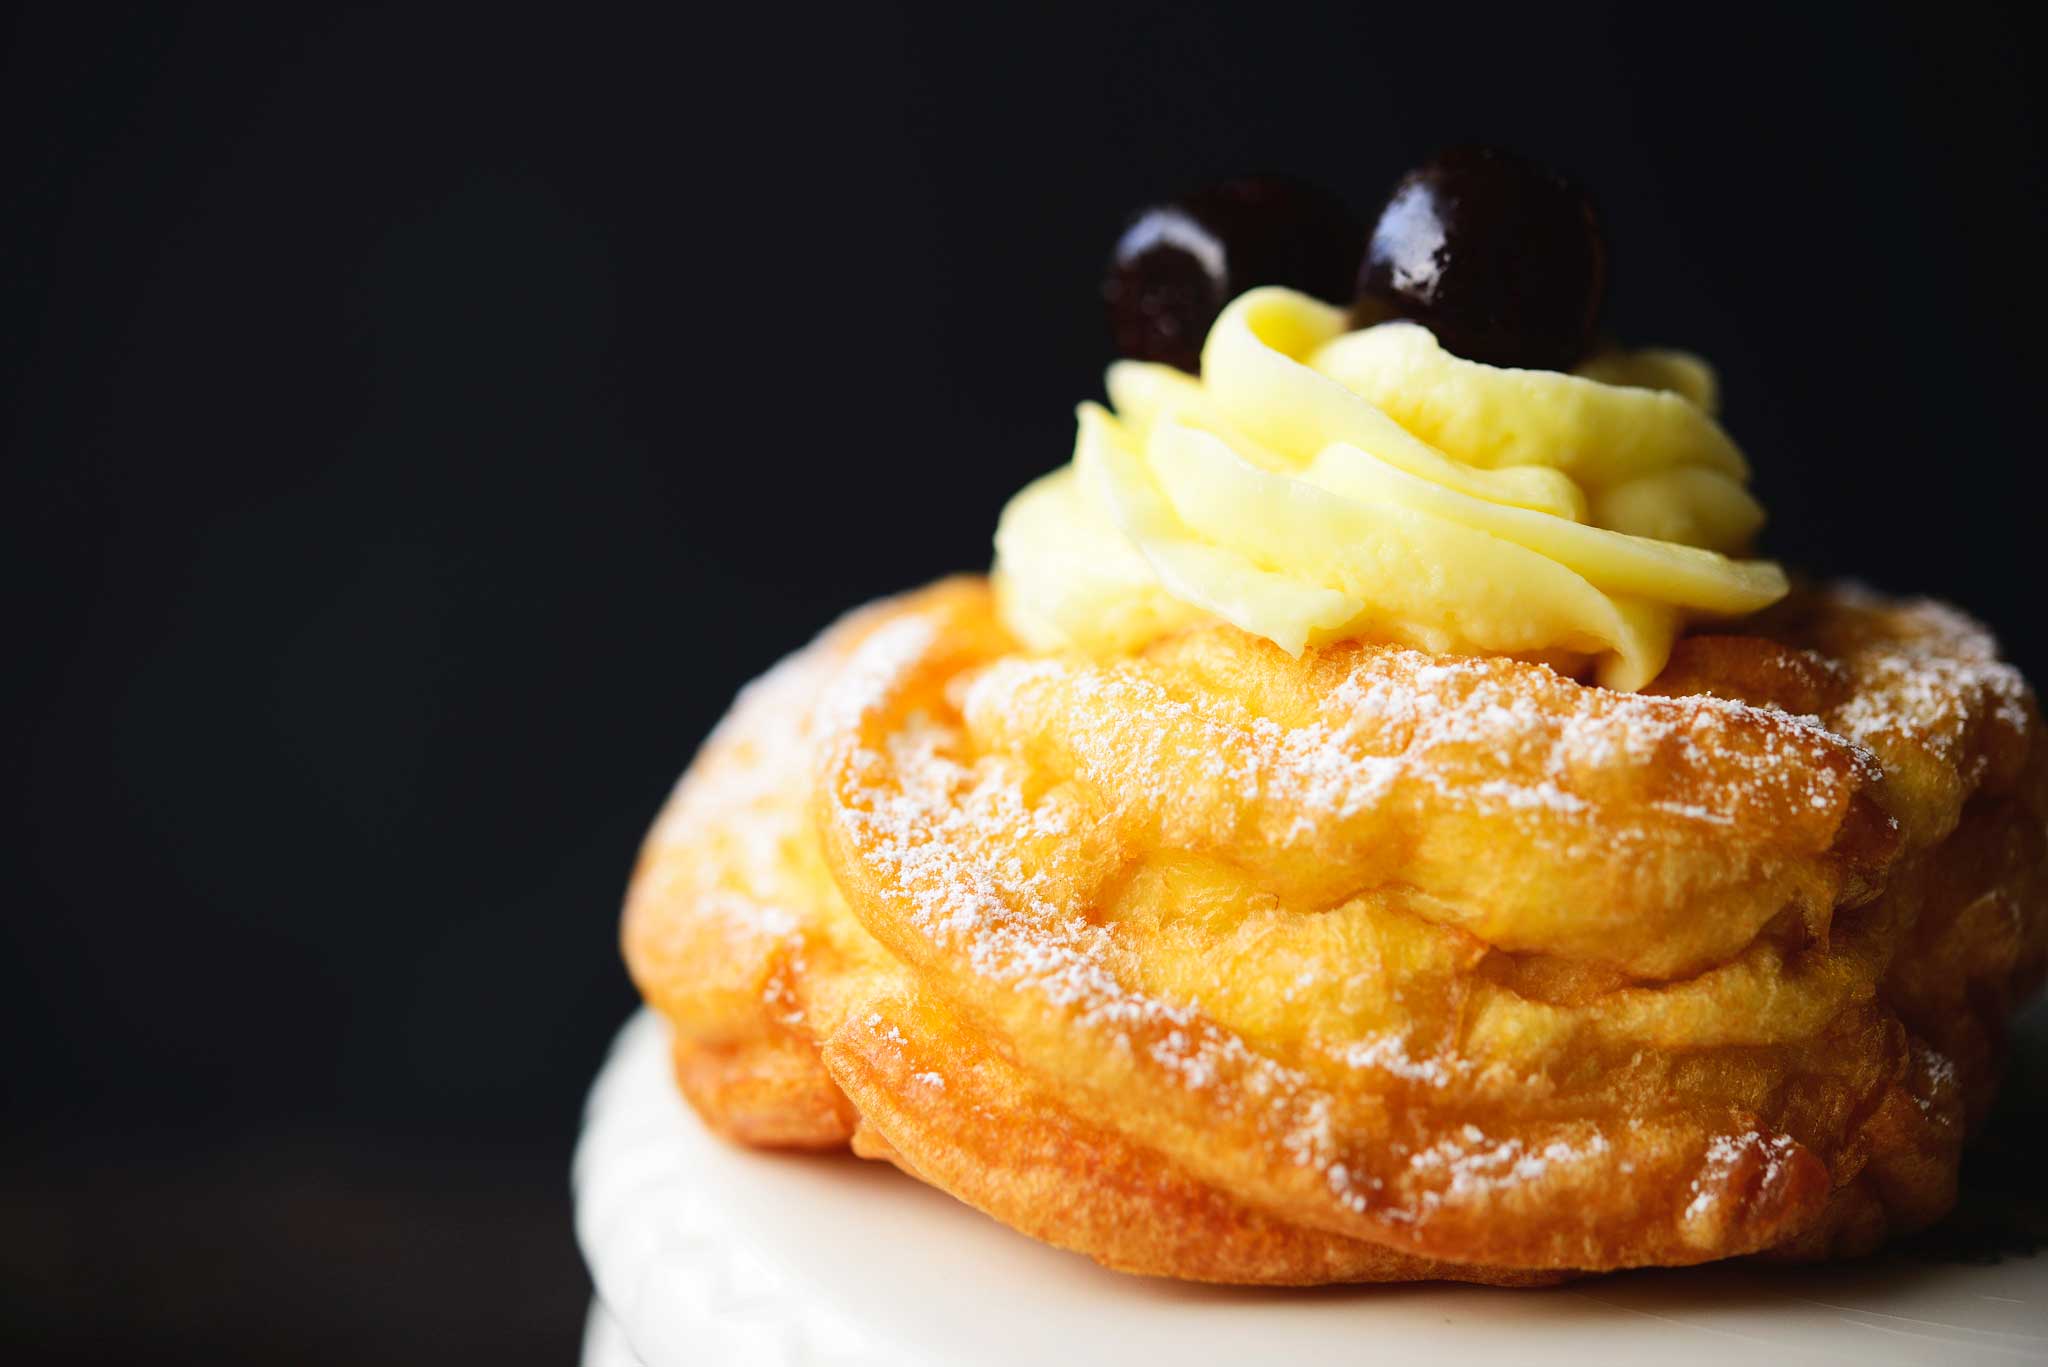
(624, 578, 2046, 1283)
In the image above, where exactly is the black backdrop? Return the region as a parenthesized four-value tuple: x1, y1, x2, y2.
(5, 5, 2044, 1363)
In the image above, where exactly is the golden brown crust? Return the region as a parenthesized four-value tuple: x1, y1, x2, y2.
(622, 578, 2046, 1282)
(820, 992, 1560, 1285)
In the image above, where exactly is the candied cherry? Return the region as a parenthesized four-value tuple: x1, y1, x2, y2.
(1104, 176, 1361, 373)
(1357, 146, 1606, 371)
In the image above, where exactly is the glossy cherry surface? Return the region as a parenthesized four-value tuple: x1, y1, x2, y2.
(1104, 177, 1361, 373)
(1357, 147, 1606, 371)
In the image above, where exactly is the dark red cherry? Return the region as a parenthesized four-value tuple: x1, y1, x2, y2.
(1104, 177, 1362, 373)
(1357, 147, 1607, 371)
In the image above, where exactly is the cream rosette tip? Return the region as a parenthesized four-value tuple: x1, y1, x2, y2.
(993, 287, 1786, 690)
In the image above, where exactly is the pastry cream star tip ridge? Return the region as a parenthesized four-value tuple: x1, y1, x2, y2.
(995, 287, 1785, 688)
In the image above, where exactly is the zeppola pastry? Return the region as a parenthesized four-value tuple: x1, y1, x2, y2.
(621, 150, 2046, 1285)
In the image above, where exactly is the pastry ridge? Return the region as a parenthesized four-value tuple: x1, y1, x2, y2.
(623, 577, 2046, 1282)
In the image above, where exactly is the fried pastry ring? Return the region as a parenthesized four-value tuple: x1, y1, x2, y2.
(623, 579, 2046, 1283)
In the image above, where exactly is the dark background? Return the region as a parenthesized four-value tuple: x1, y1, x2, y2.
(5, 4, 2043, 1363)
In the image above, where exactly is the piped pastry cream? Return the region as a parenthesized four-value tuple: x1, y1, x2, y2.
(994, 287, 1786, 690)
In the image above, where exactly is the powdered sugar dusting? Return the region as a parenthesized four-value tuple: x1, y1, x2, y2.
(816, 611, 1886, 1228)
(1340, 1033, 1459, 1089)
(966, 642, 1881, 866)
(1827, 590, 2029, 782)
(798, 585, 2032, 1246)
(646, 645, 824, 934)
(826, 617, 1351, 1191)
(1408, 1129, 1612, 1199)
(1682, 1130, 1801, 1226)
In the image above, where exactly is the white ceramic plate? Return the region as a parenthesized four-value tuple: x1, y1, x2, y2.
(574, 1010, 2048, 1367)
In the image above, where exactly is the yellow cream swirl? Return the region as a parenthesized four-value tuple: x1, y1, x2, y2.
(992, 287, 1786, 690)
